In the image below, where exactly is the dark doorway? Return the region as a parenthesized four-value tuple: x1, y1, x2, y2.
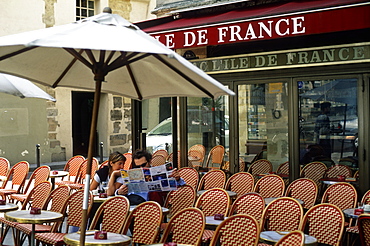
(72, 92, 97, 157)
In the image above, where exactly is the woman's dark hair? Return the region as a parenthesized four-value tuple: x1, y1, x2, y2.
(108, 151, 126, 171)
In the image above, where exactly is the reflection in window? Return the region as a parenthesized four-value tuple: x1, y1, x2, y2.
(238, 82, 288, 170)
(298, 79, 358, 168)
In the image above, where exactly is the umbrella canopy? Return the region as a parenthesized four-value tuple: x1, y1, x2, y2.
(0, 73, 55, 101)
(0, 12, 233, 100)
(0, 8, 234, 246)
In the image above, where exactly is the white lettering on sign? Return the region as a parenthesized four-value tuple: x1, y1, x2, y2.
(216, 16, 306, 44)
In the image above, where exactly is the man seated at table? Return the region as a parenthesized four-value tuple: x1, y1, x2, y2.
(107, 149, 185, 205)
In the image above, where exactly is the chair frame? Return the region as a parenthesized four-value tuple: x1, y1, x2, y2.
(209, 214, 260, 246)
(224, 172, 254, 199)
(197, 169, 226, 192)
(89, 196, 130, 233)
(228, 192, 265, 222)
(260, 197, 303, 232)
(121, 201, 163, 245)
(358, 214, 370, 246)
(299, 203, 345, 246)
(195, 188, 230, 217)
(178, 167, 199, 190)
(275, 230, 305, 246)
(160, 207, 205, 246)
(285, 178, 318, 209)
(205, 145, 225, 169)
(253, 174, 285, 198)
(0, 161, 29, 200)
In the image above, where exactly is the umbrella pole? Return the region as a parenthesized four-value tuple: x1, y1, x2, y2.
(80, 79, 103, 246)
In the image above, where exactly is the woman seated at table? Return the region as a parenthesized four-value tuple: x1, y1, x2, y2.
(107, 149, 185, 205)
(90, 151, 126, 192)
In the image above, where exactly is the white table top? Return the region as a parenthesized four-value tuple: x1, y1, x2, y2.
(63, 232, 131, 246)
(260, 231, 317, 245)
(5, 210, 63, 224)
(264, 197, 304, 206)
(205, 216, 228, 226)
(49, 171, 69, 178)
(0, 203, 19, 212)
(343, 208, 370, 219)
(197, 190, 237, 197)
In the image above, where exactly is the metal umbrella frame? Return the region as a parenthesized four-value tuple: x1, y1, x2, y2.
(0, 8, 234, 246)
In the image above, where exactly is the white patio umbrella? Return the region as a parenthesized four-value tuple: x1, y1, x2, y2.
(0, 8, 234, 245)
(0, 73, 55, 101)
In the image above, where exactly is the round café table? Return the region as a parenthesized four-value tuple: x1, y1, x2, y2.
(205, 216, 227, 229)
(320, 177, 357, 185)
(5, 210, 63, 246)
(264, 197, 304, 206)
(49, 171, 69, 190)
(343, 208, 370, 219)
(63, 232, 131, 246)
(260, 231, 317, 245)
(0, 203, 18, 212)
(197, 190, 237, 198)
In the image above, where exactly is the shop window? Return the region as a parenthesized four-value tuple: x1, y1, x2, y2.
(238, 82, 289, 170)
(298, 78, 358, 169)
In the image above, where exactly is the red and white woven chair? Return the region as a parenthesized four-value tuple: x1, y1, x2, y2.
(0, 181, 52, 245)
(153, 149, 169, 159)
(0, 157, 10, 184)
(161, 185, 197, 232)
(274, 230, 305, 246)
(276, 161, 289, 187)
(178, 167, 199, 189)
(299, 203, 345, 246)
(121, 201, 163, 245)
(89, 196, 130, 233)
(300, 161, 327, 188)
(358, 214, 370, 246)
(197, 169, 226, 192)
(55, 155, 85, 185)
(160, 207, 205, 246)
(325, 164, 352, 178)
(15, 185, 70, 245)
(285, 178, 318, 210)
(0, 161, 29, 201)
(67, 158, 99, 190)
(10, 165, 50, 205)
(195, 188, 230, 244)
(167, 151, 181, 167)
(164, 184, 196, 219)
(247, 159, 272, 182)
(150, 154, 167, 167)
(253, 174, 285, 199)
(35, 189, 93, 246)
(205, 145, 225, 169)
(228, 192, 265, 223)
(321, 182, 357, 216)
(188, 144, 206, 167)
(209, 214, 260, 246)
(260, 197, 303, 232)
(224, 172, 254, 199)
(188, 149, 204, 168)
(346, 189, 370, 242)
(123, 153, 132, 170)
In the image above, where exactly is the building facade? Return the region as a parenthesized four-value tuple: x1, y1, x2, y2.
(137, 0, 370, 194)
(0, 0, 157, 164)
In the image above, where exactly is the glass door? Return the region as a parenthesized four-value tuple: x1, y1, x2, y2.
(238, 82, 289, 170)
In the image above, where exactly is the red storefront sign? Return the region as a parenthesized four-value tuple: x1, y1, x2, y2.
(147, 3, 370, 49)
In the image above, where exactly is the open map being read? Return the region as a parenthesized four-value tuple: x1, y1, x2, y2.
(120, 162, 177, 193)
